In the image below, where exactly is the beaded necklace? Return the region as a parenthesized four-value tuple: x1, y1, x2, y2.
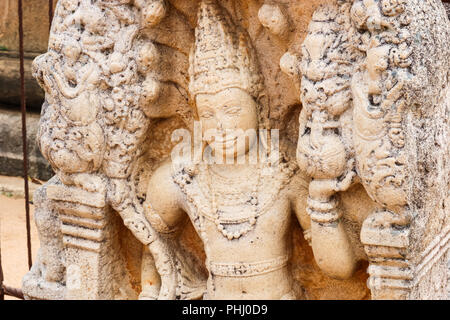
(206, 162, 262, 240)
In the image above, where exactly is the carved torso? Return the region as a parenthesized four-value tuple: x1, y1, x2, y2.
(172, 161, 298, 299)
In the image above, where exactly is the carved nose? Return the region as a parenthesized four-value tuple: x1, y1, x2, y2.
(32, 53, 53, 92)
(32, 54, 46, 83)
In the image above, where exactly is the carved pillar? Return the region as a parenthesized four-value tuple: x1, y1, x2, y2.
(355, 0, 449, 300)
(361, 211, 412, 299)
(46, 183, 114, 299)
(23, 176, 139, 300)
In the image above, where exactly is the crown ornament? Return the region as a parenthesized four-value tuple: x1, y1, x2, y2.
(189, 0, 264, 101)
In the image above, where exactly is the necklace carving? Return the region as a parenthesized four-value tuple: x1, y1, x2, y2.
(174, 161, 296, 241)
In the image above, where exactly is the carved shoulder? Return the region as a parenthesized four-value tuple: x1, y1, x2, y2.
(145, 159, 186, 230)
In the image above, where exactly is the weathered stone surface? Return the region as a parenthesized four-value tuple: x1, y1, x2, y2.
(444, 1, 450, 18)
(21, 0, 449, 300)
(0, 0, 53, 109)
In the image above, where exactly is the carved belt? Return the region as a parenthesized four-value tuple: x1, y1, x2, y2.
(210, 255, 289, 277)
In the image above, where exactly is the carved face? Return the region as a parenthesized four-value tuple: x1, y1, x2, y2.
(196, 88, 259, 160)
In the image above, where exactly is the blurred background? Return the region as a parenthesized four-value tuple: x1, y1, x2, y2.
(0, 0, 57, 300)
(0, 0, 58, 181)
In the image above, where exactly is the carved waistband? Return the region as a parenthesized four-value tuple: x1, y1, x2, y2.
(210, 255, 289, 278)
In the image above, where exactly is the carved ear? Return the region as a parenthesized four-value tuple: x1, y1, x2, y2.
(258, 4, 290, 39)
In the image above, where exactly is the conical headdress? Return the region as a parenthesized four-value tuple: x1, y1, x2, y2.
(189, 0, 264, 101)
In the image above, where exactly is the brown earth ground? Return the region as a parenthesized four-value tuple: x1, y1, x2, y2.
(0, 177, 39, 300)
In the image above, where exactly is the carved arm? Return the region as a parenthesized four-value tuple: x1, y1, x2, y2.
(307, 171, 357, 280)
(140, 160, 187, 299)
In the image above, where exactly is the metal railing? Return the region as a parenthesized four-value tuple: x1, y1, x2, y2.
(0, 0, 54, 300)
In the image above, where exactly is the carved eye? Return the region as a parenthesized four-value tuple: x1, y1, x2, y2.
(224, 106, 241, 115)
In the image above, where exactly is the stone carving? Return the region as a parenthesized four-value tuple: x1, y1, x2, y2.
(350, 0, 414, 299)
(23, 0, 448, 300)
(258, 4, 290, 39)
(144, 0, 308, 299)
(23, 0, 198, 300)
(288, 0, 449, 299)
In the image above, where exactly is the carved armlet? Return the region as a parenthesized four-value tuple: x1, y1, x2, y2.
(306, 196, 342, 224)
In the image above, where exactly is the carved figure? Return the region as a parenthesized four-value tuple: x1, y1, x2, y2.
(22, 0, 449, 300)
(143, 0, 310, 299)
